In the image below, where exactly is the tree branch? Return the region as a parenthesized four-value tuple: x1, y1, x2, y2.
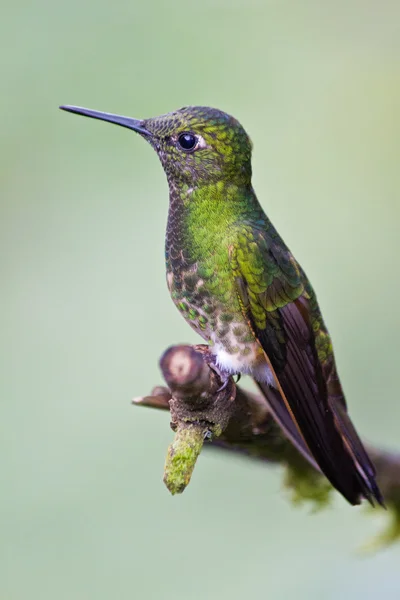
(133, 344, 400, 548)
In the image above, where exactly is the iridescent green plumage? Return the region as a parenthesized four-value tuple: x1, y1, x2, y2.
(60, 103, 383, 507)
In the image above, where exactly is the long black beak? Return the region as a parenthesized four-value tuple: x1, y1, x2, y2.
(59, 105, 152, 137)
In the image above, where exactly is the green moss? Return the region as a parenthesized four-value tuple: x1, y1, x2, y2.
(283, 459, 332, 509)
(362, 499, 400, 551)
(163, 424, 205, 495)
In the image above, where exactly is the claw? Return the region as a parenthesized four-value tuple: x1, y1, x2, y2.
(208, 359, 234, 393)
(217, 378, 230, 393)
(208, 360, 229, 390)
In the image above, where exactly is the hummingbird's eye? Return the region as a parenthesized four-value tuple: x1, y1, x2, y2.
(177, 132, 198, 152)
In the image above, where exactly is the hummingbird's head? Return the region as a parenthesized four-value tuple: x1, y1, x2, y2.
(60, 105, 253, 187)
(143, 106, 253, 186)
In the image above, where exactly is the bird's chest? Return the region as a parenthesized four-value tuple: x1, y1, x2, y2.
(165, 209, 234, 337)
(165, 250, 264, 368)
(165, 251, 219, 340)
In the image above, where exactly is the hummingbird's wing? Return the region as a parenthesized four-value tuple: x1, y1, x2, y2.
(231, 226, 383, 506)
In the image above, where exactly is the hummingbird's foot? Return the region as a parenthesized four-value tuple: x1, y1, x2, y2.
(217, 372, 240, 391)
(216, 373, 243, 392)
(207, 360, 232, 392)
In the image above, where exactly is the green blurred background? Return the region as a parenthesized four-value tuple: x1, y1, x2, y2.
(2, 0, 400, 598)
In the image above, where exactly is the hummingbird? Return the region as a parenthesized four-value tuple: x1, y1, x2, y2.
(60, 103, 383, 506)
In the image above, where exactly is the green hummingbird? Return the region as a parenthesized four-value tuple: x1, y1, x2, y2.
(60, 103, 383, 506)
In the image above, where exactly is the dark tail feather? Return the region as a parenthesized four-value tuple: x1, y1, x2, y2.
(328, 397, 385, 507)
(258, 377, 383, 506)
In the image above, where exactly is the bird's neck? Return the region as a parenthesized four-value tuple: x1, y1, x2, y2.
(166, 179, 265, 264)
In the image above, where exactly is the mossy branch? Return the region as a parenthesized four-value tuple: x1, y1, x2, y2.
(133, 344, 400, 549)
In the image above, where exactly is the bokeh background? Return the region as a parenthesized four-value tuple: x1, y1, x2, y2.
(2, 0, 400, 598)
